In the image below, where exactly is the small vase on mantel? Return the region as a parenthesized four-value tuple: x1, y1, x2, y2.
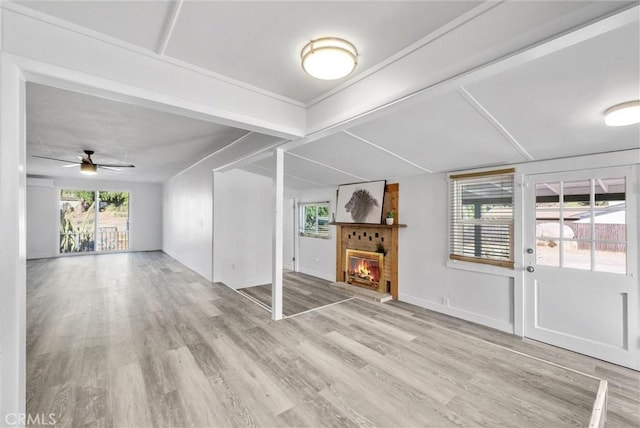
(385, 210, 395, 225)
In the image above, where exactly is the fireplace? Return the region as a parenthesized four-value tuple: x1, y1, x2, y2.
(345, 249, 385, 291)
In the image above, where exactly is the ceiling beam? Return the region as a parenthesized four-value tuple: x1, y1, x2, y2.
(342, 130, 432, 173)
(3, 2, 308, 139)
(176, 131, 254, 176)
(212, 137, 285, 173)
(157, 0, 184, 56)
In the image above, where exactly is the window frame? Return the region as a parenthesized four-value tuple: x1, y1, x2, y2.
(58, 188, 131, 254)
(449, 168, 515, 269)
(298, 201, 330, 239)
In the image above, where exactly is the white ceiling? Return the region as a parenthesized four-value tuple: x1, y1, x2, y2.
(243, 18, 640, 189)
(14, 1, 640, 187)
(27, 83, 252, 182)
(18, 0, 482, 103)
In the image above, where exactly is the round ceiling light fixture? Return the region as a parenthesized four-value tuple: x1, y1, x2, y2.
(604, 100, 640, 126)
(301, 37, 358, 80)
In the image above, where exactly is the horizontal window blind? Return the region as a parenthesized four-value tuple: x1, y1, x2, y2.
(449, 168, 515, 268)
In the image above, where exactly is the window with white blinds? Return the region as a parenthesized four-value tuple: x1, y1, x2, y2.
(449, 168, 515, 268)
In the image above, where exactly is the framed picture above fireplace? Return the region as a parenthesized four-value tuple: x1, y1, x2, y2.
(335, 180, 386, 224)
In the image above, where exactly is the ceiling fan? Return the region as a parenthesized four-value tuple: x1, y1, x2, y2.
(32, 150, 135, 175)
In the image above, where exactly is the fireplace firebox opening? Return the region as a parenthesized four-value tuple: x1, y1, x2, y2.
(345, 249, 385, 291)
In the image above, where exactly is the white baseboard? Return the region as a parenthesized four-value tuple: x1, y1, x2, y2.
(27, 252, 55, 260)
(297, 267, 334, 282)
(398, 293, 514, 334)
(227, 276, 271, 290)
(162, 249, 213, 282)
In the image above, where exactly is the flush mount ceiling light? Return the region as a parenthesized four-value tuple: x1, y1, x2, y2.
(604, 100, 640, 126)
(301, 37, 358, 80)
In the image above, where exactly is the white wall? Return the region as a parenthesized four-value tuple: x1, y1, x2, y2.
(291, 176, 517, 333)
(289, 178, 515, 332)
(215, 169, 273, 289)
(26, 179, 58, 259)
(26, 177, 163, 259)
(397, 150, 640, 334)
(164, 166, 274, 288)
(294, 187, 336, 282)
(398, 172, 514, 332)
(163, 165, 214, 281)
(287, 151, 640, 336)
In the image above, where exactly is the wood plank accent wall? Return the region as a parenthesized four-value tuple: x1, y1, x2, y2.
(335, 183, 401, 299)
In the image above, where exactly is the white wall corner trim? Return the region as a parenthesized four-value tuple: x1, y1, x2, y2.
(0, 53, 27, 424)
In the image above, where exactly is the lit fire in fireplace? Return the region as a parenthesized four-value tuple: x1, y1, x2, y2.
(349, 256, 380, 284)
(345, 249, 385, 291)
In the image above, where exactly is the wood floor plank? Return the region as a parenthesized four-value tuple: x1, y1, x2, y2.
(25, 252, 639, 427)
(110, 363, 153, 428)
(165, 346, 229, 427)
(239, 272, 353, 316)
(214, 334, 295, 416)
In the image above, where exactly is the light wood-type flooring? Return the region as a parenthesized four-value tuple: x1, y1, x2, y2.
(26, 251, 639, 427)
(238, 272, 353, 316)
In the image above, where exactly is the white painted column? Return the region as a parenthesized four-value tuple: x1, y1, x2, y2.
(271, 148, 284, 320)
(211, 171, 223, 283)
(0, 54, 27, 423)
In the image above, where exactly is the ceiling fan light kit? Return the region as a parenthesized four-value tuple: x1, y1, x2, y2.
(604, 100, 640, 126)
(301, 37, 358, 80)
(80, 162, 97, 175)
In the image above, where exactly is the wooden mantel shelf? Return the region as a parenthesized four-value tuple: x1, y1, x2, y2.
(329, 222, 407, 228)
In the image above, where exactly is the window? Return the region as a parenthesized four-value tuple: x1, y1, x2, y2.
(535, 177, 627, 274)
(299, 202, 330, 239)
(60, 189, 130, 253)
(449, 168, 515, 268)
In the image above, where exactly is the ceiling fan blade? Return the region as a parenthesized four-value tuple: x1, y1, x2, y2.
(95, 163, 135, 168)
(97, 166, 121, 171)
(32, 155, 82, 165)
(61, 164, 78, 168)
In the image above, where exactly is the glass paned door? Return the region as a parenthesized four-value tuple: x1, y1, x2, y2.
(524, 166, 638, 370)
(96, 191, 129, 251)
(59, 189, 130, 253)
(534, 177, 627, 273)
(60, 190, 96, 253)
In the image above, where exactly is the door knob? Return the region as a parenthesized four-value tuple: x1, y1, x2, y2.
(526, 248, 534, 254)
(526, 266, 535, 273)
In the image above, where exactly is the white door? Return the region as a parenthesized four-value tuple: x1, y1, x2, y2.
(283, 198, 295, 271)
(524, 166, 638, 369)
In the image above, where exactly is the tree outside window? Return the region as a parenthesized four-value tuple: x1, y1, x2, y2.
(300, 202, 330, 239)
